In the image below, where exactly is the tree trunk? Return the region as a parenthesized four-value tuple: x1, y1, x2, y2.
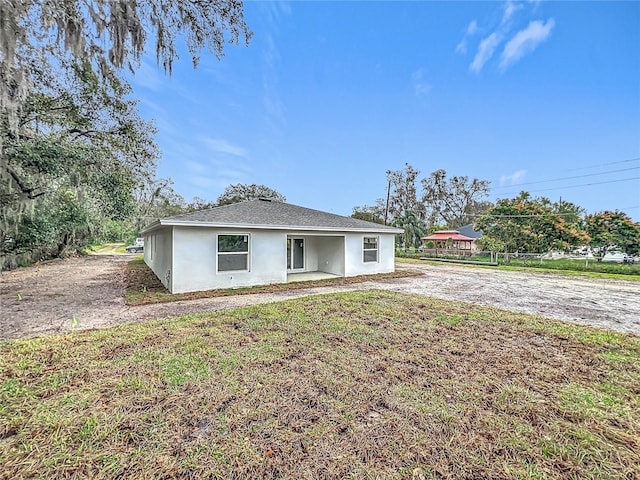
(57, 233, 70, 257)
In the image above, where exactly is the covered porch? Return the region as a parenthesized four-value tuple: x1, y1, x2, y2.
(422, 230, 475, 250)
(285, 234, 345, 279)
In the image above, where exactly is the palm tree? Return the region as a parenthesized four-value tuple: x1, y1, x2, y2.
(393, 211, 427, 250)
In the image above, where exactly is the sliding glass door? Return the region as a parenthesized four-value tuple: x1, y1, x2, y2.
(287, 238, 304, 270)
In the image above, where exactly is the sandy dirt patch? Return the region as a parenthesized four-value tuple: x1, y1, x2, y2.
(1, 255, 638, 341)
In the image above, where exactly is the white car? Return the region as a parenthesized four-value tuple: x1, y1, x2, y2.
(601, 252, 634, 264)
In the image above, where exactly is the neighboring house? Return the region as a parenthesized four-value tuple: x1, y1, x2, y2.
(457, 224, 483, 251)
(457, 224, 483, 239)
(142, 199, 403, 294)
(421, 230, 475, 250)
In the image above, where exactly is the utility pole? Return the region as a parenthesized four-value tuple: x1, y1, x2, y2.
(384, 179, 391, 226)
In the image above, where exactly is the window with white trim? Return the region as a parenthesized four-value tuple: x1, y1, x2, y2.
(217, 234, 249, 272)
(363, 236, 378, 262)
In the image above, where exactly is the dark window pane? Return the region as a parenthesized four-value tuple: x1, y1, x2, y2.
(218, 253, 248, 271)
(364, 250, 378, 262)
(218, 235, 248, 253)
(293, 239, 304, 269)
(364, 237, 377, 249)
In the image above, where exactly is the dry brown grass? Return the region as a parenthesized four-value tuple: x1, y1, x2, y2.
(1, 291, 639, 479)
(124, 257, 421, 305)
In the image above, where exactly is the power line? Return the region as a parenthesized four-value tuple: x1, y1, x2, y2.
(467, 213, 581, 218)
(494, 176, 640, 197)
(468, 203, 640, 218)
(469, 208, 640, 219)
(467, 206, 640, 218)
(492, 166, 640, 190)
(561, 156, 639, 173)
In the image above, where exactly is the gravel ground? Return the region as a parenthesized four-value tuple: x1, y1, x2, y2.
(1, 255, 639, 341)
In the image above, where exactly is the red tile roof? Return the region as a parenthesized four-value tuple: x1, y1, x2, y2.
(422, 230, 475, 241)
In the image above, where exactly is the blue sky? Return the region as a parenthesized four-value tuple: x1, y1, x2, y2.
(129, 1, 640, 221)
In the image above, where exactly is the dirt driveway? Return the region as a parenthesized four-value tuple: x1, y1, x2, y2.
(1, 255, 639, 341)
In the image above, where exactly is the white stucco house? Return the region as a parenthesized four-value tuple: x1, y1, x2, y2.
(141, 199, 403, 294)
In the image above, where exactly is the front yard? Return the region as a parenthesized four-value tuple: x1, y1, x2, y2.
(1, 291, 638, 479)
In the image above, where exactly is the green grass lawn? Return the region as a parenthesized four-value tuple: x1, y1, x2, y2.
(396, 257, 640, 281)
(480, 256, 640, 276)
(1, 291, 638, 479)
(85, 243, 126, 255)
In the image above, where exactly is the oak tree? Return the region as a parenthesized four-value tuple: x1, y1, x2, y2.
(585, 211, 640, 257)
(421, 169, 491, 229)
(1, 59, 157, 265)
(1, 0, 252, 266)
(216, 183, 286, 206)
(1, 0, 252, 114)
(475, 192, 590, 254)
(352, 202, 386, 225)
(385, 163, 424, 223)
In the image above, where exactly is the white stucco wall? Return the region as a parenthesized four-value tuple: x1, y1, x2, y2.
(146, 225, 398, 293)
(171, 226, 287, 294)
(344, 233, 396, 277)
(143, 227, 173, 291)
(299, 236, 319, 272)
(315, 236, 346, 275)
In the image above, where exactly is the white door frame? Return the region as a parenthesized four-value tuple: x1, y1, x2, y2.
(287, 237, 305, 271)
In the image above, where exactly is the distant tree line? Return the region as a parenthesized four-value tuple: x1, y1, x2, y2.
(476, 194, 639, 257)
(2, 176, 285, 269)
(352, 163, 491, 249)
(132, 182, 286, 234)
(353, 164, 640, 257)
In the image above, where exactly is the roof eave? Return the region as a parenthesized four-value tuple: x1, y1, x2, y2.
(141, 220, 162, 235)
(162, 220, 403, 234)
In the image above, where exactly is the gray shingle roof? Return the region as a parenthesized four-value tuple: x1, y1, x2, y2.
(149, 199, 402, 233)
(457, 224, 483, 239)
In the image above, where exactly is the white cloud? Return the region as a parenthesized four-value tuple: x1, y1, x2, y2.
(455, 20, 479, 54)
(467, 20, 479, 35)
(186, 160, 208, 174)
(461, 2, 552, 73)
(263, 34, 280, 72)
(130, 59, 164, 91)
(186, 157, 253, 192)
(261, 0, 291, 26)
(189, 176, 219, 189)
(261, 32, 286, 138)
(216, 168, 249, 179)
(137, 98, 180, 136)
(500, 169, 527, 185)
(470, 33, 501, 73)
(500, 18, 555, 70)
(411, 68, 432, 97)
(502, 1, 523, 25)
(264, 96, 286, 124)
(201, 138, 247, 157)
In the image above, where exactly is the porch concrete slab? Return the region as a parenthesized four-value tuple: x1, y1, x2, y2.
(287, 271, 341, 283)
